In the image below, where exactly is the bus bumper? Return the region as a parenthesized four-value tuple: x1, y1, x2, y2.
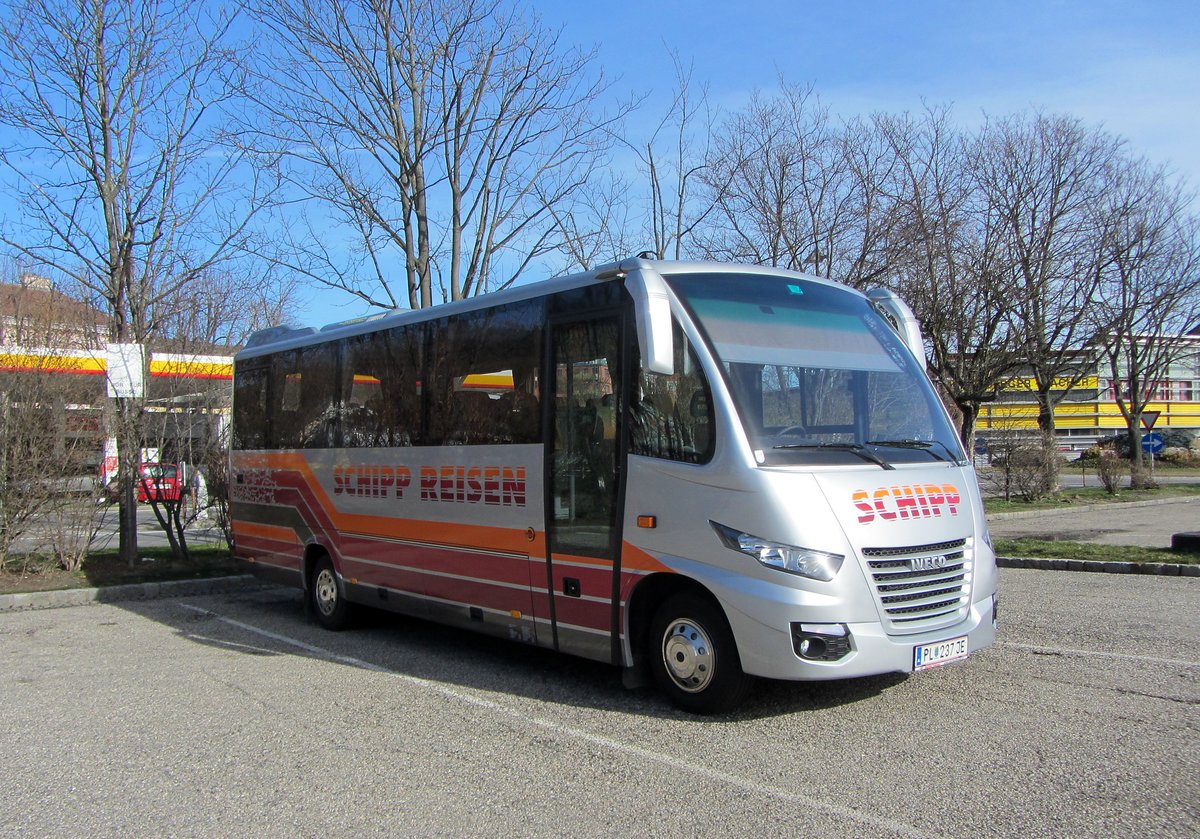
(727, 593, 997, 682)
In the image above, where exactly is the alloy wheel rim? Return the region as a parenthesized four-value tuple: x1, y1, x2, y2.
(662, 618, 715, 693)
(315, 568, 338, 616)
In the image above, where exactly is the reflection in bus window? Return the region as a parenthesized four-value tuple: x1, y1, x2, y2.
(632, 319, 714, 464)
(426, 300, 543, 445)
(342, 325, 423, 447)
(232, 363, 268, 449)
(269, 344, 339, 449)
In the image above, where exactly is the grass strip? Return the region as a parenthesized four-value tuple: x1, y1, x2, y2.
(995, 538, 1198, 565)
(2, 547, 241, 594)
(984, 483, 1200, 515)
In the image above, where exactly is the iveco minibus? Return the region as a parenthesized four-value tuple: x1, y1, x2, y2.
(230, 258, 997, 713)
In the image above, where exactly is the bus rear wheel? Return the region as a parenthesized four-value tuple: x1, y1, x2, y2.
(309, 555, 353, 630)
(648, 593, 752, 714)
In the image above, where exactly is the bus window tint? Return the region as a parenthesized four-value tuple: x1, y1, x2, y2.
(268, 351, 302, 448)
(667, 272, 963, 465)
(631, 319, 715, 464)
(426, 301, 543, 445)
(232, 363, 269, 449)
(268, 344, 338, 449)
(301, 343, 339, 447)
(342, 325, 423, 448)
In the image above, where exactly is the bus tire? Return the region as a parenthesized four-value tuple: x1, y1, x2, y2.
(648, 593, 753, 714)
(309, 554, 353, 631)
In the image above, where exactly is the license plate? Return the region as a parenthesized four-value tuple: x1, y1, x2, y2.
(914, 635, 969, 671)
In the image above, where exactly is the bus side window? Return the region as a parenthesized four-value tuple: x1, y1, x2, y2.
(270, 351, 304, 449)
(427, 301, 543, 446)
(342, 326, 422, 447)
(232, 363, 269, 449)
(298, 343, 339, 448)
(631, 319, 715, 464)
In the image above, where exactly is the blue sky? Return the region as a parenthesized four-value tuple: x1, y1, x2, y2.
(4, 1, 1194, 328)
(553, 0, 1200, 179)
(292, 0, 1200, 325)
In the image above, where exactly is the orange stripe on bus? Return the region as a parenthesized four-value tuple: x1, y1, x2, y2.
(236, 452, 539, 556)
(232, 521, 303, 544)
(233, 452, 673, 576)
(619, 544, 674, 574)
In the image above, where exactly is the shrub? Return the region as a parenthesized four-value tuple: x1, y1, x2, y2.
(985, 432, 1060, 501)
(1096, 429, 1196, 458)
(1095, 451, 1125, 495)
(1159, 446, 1200, 466)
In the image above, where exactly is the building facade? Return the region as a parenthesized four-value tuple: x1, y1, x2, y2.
(977, 335, 1200, 451)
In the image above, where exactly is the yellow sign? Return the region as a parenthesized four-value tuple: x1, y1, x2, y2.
(1000, 376, 1099, 392)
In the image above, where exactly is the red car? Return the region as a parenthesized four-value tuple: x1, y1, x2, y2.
(136, 463, 184, 503)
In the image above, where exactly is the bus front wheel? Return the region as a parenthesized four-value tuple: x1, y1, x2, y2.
(648, 593, 753, 714)
(309, 555, 353, 631)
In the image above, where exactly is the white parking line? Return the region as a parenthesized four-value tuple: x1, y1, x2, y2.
(177, 603, 949, 839)
(998, 641, 1200, 668)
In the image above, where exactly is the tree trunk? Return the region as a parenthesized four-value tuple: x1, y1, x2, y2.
(1035, 388, 1057, 435)
(1127, 423, 1155, 488)
(957, 401, 980, 458)
(0, 387, 8, 559)
(116, 397, 140, 566)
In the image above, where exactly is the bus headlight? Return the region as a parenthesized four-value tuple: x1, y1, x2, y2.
(981, 523, 994, 551)
(711, 522, 844, 582)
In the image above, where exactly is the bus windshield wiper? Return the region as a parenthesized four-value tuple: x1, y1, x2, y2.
(773, 442, 895, 470)
(866, 439, 955, 463)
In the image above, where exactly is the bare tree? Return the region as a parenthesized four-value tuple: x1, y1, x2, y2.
(0, 260, 104, 569)
(700, 82, 867, 279)
(543, 173, 636, 273)
(627, 53, 722, 261)
(247, 0, 623, 309)
(1091, 158, 1200, 486)
(0, 362, 102, 569)
(976, 112, 1124, 433)
(0, 0, 274, 563)
(137, 377, 229, 561)
(154, 267, 297, 349)
(838, 113, 907, 290)
(138, 266, 287, 560)
(874, 107, 1025, 450)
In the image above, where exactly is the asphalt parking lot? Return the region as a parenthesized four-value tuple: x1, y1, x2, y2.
(988, 495, 1200, 549)
(2, 569, 1196, 838)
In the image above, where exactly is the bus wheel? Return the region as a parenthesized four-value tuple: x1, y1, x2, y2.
(309, 555, 352, 631)
(649, 593, 752, 714)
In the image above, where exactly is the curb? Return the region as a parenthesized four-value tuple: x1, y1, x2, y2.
(998, 556, 1200, 576)
(987, 495, 1200, 521)
(0, 574, 258, 613)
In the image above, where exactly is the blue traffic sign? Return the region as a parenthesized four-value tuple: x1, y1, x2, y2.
(1141, 432, 1165, 454)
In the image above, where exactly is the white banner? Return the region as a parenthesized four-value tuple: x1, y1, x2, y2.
(106, 342, 145, 398)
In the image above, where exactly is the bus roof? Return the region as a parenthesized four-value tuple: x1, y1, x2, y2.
(235, 258, 844, 361)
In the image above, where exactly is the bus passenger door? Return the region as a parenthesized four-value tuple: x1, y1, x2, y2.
(546, 316, 624, 663)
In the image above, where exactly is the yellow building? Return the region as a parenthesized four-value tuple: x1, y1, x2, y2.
(977, 337, 1200, 451)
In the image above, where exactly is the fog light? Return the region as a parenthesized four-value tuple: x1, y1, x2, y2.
(798, 637, 826, 658)
(791, 623, 852, 661)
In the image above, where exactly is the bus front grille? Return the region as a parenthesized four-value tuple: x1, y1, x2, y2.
(861, 538, 972, 634)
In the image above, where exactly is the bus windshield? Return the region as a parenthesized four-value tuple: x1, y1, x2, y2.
(665, 272, 965, 468)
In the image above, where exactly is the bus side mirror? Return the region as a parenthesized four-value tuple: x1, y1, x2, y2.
(624, 268, 675, 375)
(866, 288, 926, 371)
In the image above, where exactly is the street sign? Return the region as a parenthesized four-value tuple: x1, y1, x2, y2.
(1140, 411, 1161, 431)
(1141, 432, 1165, 454)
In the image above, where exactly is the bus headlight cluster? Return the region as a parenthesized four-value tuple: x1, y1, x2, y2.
(711, 522, 844, 582)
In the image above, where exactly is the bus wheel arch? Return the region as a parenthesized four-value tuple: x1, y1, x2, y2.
(627, 575, 754, 714)
(305, 545, 353, 631)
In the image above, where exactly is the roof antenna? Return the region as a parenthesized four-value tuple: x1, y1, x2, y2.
(637, 250, 658, 260)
